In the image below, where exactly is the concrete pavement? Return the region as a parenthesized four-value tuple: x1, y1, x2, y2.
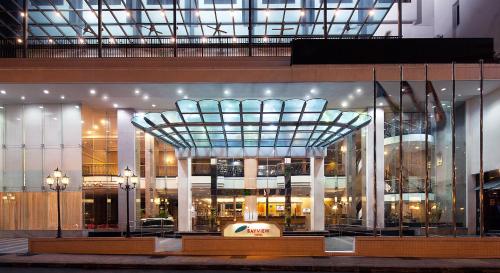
(1, 253, 500, 272)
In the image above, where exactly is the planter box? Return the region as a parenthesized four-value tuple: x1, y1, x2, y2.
(182, 236, 325, 256)
(29, 237, 158, 255)
(355, 237, 500, 258)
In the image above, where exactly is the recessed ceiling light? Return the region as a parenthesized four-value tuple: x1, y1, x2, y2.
(142, 94, 149, 100)
(53, 117, 57, 120)
(458, 94, 462, 97)
(75, 105, 80, 109)
(177, 89, 183, 94)
(90, 89, 96, 95)
(265, 89, 272, 95)
(183, 95, 189, 99)
(43, 89, 50, 94)
(348, 94, 354, 100)
(379, 102, 384, 106)
(310, 89, 316, 94)
(113, 103, 118, 108)
(441, 88, 447, 91)
(341, 101, 348, 108)
(17, 38, 22, 44)
(477, 87, 481, 91)
(152, 104, 156, 108)
(356, 88, 362, 94)
(0, 90, 5, 94)
(102, 95, 108, 100)
(39, 106, 44, 109)
(134, 89, 140, 95)
(60, 95, 65, 100)
(20, 96, 25, 100)
(224, 90, 231, 95)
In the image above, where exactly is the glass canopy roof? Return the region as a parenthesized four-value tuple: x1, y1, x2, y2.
(131, 98, 371, 149)
(0, 0, 394, 40)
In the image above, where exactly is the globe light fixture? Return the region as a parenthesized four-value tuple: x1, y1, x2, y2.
(45, 167, 70, 238)
(119, 166, 137, 238)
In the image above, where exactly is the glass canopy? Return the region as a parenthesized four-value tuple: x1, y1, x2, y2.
(131, 98, 371, 149)
(0, 0, 394, 40)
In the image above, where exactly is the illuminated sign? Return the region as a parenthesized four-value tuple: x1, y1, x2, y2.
(223, 222, 281, 237)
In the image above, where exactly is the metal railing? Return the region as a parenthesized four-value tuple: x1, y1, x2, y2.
(0, 35, 395, 58)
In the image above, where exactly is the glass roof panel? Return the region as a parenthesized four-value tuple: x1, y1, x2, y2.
(199, 100, 220, 113)
(11, 1, 394, 41)
(177, 99, 198, 113)
(221, 100, 240, 113)
(203, 114, 221, 122)
(242, 100, 261, 112)
(263, 100, 283, 112)
(284, 99, 305, 112)
(132, 99, 371, 149)
(163, 111, 183, 123)
(304, 99, 326, 112)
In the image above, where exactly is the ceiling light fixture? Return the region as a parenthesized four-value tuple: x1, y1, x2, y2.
(90, 89, 96, 95)
(368, 9, 375, 16)
(183, 95, 189, 99)
(152, 104, 156, 108)
(102, 95, 108, 100)
(300, 10, 305, 17)
(177, 89, 183, 94)
(113, 103, 119, 108)
(195, 10, 200, 16)
(60, 95, 65, 100)
(134, 89, 140, 95)
(0, 90, 6, 94)
(341, 101, 348, 108)
(39, 106, 44, 109)
(224, 90, 231, 95)
(265, 89, 272, 95)
(356, 88, 362, 94)
(310, 89, 316, 94)
(21, 96, 25, 100)
(75, 105, 80, 109)
(142, 94, 149, 100)
(441, 88, 447, 91)
(17, 38, 22, 44)
(348, 94, 354, 100)
(43, 89, 50, 94)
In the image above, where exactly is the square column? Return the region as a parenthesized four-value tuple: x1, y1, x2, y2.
(365, 108, 385, 229)
(310, 156, 325, 231)
(244, 158, 258, 221)
(145, 133, 156, 218)
(117, 109, 137, 231)
(177, 158, 192, 231)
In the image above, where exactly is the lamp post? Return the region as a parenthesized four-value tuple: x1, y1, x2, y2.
(118, 166, 138, 238)
(46, 167, 70, 238)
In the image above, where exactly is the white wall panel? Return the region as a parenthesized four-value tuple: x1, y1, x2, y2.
(25, 148, 43, 191)
(4, 148, 23, 191)
(24, 105, 43, 148)
(43, 104, 62, 148)
(62, 105, 81, 147)
(5, 105, 23, 147)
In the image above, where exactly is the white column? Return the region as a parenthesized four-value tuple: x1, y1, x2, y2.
(310, 156, 325, 231)
(177, 157, 192, 231)
(117, 109, 137, 230)
(244, 158, 258, 221)
(365, 108, 385, 229)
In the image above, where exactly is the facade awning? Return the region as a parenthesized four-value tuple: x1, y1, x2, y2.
(132, 99, 371, 150)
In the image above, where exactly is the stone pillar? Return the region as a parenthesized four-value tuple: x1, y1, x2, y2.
(244, 158, 258, 221)
(177, 158, 192, 231)
(365, 108, 385, 229)
(284, 157, 292, 229)
(310, 156, 325, 231)
(144, 133, 156, 218)
(117, 109, 137, 230)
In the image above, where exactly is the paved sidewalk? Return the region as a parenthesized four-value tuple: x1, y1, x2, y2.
(1, 253, 500, 272)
